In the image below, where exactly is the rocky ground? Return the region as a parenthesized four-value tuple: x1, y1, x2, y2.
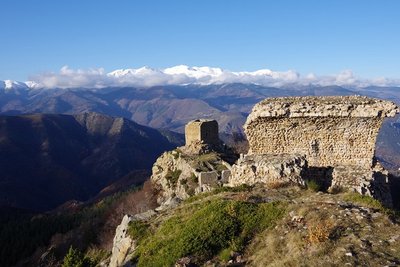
(246, 187, 400, 267)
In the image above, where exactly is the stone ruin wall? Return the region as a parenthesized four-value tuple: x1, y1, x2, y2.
(245, 96, 399, 170)
(241, 96, 398, 205)
(246, 117, 383, 168)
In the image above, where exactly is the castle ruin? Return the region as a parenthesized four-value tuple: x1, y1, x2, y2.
(236, 95, 399, 205)
(151, 96, 399, 208)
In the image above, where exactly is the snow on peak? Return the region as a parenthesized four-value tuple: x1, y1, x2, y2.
(2, 65, 400, 89)
(1, 80, 34, 90)
(108, 66, 159, 78)
(163, 65, 224, 78)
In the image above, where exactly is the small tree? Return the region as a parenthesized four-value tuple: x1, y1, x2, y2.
(62, 246, 93, 267)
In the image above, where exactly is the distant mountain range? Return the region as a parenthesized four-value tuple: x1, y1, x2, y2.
(0, 113, 183, 211)
(1, 82, 400, 133)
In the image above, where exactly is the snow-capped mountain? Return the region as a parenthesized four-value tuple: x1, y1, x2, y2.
(2, 65, 400, 89)
(0, 80, 40, 92)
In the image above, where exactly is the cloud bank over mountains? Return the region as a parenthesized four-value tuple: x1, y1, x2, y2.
(2, 65, 400, 89)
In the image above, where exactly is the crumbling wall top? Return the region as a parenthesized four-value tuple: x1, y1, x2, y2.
(245, 96, 398, 126)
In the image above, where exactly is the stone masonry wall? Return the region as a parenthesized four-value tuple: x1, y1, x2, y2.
(246, 117, 383, 168)
(245, 96, 399, 169)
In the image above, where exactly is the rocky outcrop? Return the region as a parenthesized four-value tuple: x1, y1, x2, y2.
(109, 210, 156, 267)
(151, 148, 235, 204)
(109, 215, 135, 267)
(229, 154, 307, 187)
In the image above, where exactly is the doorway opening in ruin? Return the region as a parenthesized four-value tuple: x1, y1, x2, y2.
(306, 166, 333, 191)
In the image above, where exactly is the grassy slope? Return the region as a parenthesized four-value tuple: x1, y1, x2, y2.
(129, 186, 400, 266)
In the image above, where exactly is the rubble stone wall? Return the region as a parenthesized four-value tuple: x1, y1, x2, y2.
(246, 117, 383, 168)
(229, 154, 306, 187)
(245, 96, 399, 169)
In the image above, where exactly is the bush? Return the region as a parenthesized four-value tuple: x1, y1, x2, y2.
(306, 179, 320, 192)
(134, 199, 286, 266)
(62, 247, 94, 267)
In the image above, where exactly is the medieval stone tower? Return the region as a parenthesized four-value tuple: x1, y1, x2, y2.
(185, 119, 219, 146)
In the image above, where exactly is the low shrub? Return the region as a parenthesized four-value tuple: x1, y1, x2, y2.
(306, 179, 320, 192)
(307, 220, 334, 244)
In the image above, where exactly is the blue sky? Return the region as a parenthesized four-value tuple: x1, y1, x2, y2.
(1, 0, 399, 81)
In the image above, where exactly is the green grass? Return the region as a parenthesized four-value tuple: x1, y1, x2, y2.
(343, 192, 384, 210)
(183, 184, 253, 204)
(212, 184, 253, 194)
(183, 191, 214, 204)
(218, 248, 231, 262)
(343, 192, 400, 219)
(134, 199, 286, 266)
(128, 220, 149, 241)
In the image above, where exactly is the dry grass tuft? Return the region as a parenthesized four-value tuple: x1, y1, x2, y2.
(266, 181, 290, 189)
(307, 219, 334, 244)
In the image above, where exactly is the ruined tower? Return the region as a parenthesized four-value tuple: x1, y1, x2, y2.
(185, 119, 219, 146)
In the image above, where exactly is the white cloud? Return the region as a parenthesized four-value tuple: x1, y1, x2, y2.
(9, 65, 400, 89)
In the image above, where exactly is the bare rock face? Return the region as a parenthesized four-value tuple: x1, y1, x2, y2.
(150, 148, 235, 204)
(151, 149, 199, 204)
(229, 154, 307, 187)
(109, 215, 135, 267)
(109, 210, 156, 267)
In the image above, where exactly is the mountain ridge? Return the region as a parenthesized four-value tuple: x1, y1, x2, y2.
(0, 112, 183, 211)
